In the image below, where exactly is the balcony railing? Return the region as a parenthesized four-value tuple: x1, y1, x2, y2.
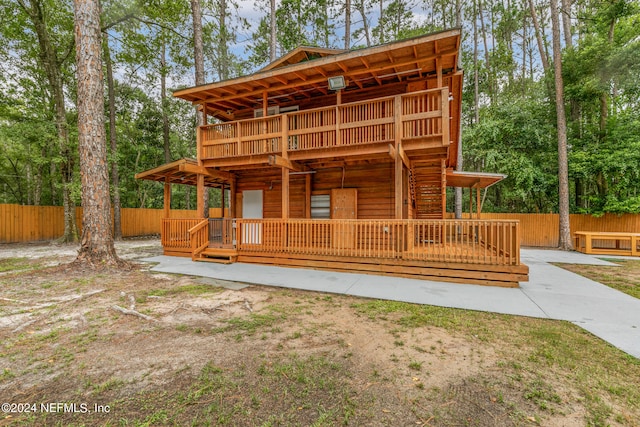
(199, 88, 449, 161)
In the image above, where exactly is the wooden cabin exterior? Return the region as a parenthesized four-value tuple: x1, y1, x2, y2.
(136, 29, 529, 287)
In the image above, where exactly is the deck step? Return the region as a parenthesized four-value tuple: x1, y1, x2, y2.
(196, 248, 238, 264)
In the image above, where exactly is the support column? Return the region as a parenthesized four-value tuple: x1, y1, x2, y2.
(196, 174, 205, 219)
(305, 174, 311, 218)
(476, 187, 481, 219)
(163, 180, 171, 219)
(281, 114, 290, 219)
(394, 96, 403, 219)
(230, 179, 236, 218)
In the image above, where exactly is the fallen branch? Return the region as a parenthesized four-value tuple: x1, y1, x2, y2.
(111, 305, 157, 322)
(243, 299, 253, 313)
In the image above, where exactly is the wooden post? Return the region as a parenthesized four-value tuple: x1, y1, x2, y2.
(282, 114, 290, 219)
(469, 187, 474, 219)
(441, 88, 450, 146)
(476, 187, 481, 219)
(196, 174, 205, 219)
(230, 179, 237, 218)
(394, 96, 403, 219)
(305, 173, 312, 218)
(336, 90, 342, 146)
(263, 91, 269, 153)
(163, 180, 171, 219)
(221, 184, 226, 218)
(436, 57, 443, 88)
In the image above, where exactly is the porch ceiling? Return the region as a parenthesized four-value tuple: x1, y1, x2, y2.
(173, 28, 461, 116)
(134, 158, 232, 187)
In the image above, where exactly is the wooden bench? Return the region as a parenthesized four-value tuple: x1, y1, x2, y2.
(574, 231, 640, 257)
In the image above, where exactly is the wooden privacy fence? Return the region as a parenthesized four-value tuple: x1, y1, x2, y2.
(1, 204, 638, 247)
(0, 204, 227, 243)
(451, 213, 640, 247)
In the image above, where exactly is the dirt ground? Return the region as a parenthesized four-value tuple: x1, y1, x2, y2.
(0, 239, 636, 426)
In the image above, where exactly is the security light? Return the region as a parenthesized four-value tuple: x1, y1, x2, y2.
(328, 75, 346, 91)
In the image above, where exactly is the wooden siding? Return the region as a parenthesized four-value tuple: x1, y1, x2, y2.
(234, 162, 396, 220)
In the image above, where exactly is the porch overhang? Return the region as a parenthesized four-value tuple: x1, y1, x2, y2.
(134, 158, 234, 187)
(446, 170, 506, 189)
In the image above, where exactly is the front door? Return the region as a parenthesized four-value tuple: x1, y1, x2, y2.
(331, 188, 357, 249)
(242, 190, 263, 244)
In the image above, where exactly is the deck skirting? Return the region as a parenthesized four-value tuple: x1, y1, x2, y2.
(236, 252, 528, 288)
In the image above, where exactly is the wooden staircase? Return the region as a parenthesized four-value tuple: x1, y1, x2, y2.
(410, 159, 446, 219)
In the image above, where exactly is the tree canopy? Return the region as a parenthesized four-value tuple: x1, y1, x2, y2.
(0, 0, 638, 217)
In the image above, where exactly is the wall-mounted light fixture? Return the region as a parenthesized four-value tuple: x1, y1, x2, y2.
(328, 75, 346, 91)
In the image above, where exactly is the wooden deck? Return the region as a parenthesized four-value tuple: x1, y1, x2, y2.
(162, 218, 528, 287)
(198, 88, 450, 167)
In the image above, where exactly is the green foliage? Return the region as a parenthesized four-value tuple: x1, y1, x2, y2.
(1, 0, 639, 216)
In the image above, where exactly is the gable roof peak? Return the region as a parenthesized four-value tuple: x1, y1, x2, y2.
(261, 46, 347, 71)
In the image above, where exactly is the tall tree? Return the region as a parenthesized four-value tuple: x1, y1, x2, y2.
(191, 0, 208, 218)
(270, 0, 277, 60)
(103, 32, 122, 240)
(16, 0, 78, 242)
(74, 0, 120, 264)
(550, 0, 572, 249)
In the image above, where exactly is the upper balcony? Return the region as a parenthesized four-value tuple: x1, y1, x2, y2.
(198, 88, 451, 168)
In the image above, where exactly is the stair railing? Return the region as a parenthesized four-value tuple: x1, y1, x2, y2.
(188, 219, 209, 261)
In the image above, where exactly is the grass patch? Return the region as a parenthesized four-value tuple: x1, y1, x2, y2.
(143, 284, 224, 299)
(0, 257, 39, 273)
(559, 260, 640, 299)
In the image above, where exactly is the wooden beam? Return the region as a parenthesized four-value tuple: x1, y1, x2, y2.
(178, 163, 235, 181)
(190, 48, 459, 106)
(267, 155, 307, 172)
(397, 143, 411, 169)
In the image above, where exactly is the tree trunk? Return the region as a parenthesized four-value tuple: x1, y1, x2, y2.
(270, 0, 277, 61)
(73, 0, 120, 265)
(191, 0, 209, 218)
(561, 0, 572, 48)
(104, 32, 122, 240)
(529, 0, 550, 73)
(160, 39, 171, 164)
(344, 0, 351, 49)
(454, 0, 463, 219)
(18, 0, 77, 242)
(478, 0, 492, 102)
(355, 0, 371, 47)
(550, 0, 572, 250)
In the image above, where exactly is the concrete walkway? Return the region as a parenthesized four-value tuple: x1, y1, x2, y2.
(141, 249, 640, 359)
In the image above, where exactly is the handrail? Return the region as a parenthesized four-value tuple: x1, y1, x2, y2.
(189, 219, 209, 260)
(162, 218, 522, 267)
(234, 218, 521, 266)
(199, 87, 448, 160)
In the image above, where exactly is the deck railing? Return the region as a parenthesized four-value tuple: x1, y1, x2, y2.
(163, 218, 521, 266)
(199, 88, 449, 160)
(161, 218, 202, 249)
(235, 219, 521, 266)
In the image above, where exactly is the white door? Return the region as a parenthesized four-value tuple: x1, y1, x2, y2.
(242, 190, 263, 244)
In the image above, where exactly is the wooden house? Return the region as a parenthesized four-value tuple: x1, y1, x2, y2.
(136, 29, 529, 287)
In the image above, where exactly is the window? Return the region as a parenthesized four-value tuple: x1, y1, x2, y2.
(310, 195, 330, 219)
